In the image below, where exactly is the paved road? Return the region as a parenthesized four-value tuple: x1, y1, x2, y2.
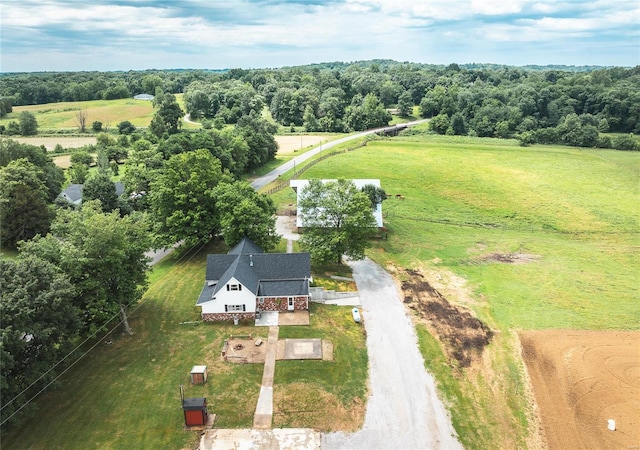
(322, 258, 462, 450)
(250, 119, 429, 190)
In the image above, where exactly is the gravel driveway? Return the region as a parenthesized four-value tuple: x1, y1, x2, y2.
(322, 258, 462, 450)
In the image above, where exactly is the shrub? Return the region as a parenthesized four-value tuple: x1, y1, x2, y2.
(612, 134, 639, 151)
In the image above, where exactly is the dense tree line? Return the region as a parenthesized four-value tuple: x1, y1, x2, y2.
(181, 61, 639, 139)
(3, 61, 637, 147)
(0, 70, 225, 107)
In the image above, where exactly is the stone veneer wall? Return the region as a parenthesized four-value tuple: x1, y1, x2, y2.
(258, 296, 309, 311)
(202, 312, 255, 322)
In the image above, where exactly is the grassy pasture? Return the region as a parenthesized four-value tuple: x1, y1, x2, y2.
(294, 134, 639, 448)
(0, 94, 196, 131)
(302, 136, 639, 331)
(2, 240, 367, 449)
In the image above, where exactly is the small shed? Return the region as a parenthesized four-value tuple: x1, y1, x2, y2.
(183, 397, 208, 426)
(190, 365, 208, 385)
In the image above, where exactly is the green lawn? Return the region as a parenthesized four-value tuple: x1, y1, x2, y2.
(2, 240, 367, 449)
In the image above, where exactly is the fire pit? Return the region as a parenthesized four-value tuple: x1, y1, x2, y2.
(233, 344, 244, 351)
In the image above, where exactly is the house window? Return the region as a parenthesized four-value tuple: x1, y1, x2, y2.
(225, 305, 246, 312)
(227, 284, 241, 291)
(258, 298, 264, 304)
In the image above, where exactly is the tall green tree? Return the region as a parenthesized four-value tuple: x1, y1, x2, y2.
(235, 114, 278, 169)
(149, 93, 183, 138)
(344, 93, 391, 131)
(299, 179, 377, 264)
(83, 151, 118, 212)
(397, 91, 414, 117)
(214, 181, 279, 251)
(0, 255, 80, 425)
(18, 112, 38, 136)
(19, 201, 151, 335)
(0, 159, 52, 248)
(360, 184, 387, 209)
(0, 139, 64, 202)
(149, 149, 230, 247)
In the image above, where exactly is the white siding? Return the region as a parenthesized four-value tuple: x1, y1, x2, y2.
(199, 277, 256, 314)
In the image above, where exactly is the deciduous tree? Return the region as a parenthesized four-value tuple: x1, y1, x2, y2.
(0, 139, 64, 202)
(149, 149, 230, 247)
(214, 181, 279, 251)
(19, 201, 151, 335)
(0, 255, 79, 425)
(0, 159, 52, 248)
(299, 179, 377, 264)
(18, 112, 37, 136)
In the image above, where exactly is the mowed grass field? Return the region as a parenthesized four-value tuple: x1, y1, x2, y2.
(294, 134, 639, 448)
(304, 135, 639, 331)
(1, 241, 367, 449)
(0, 94, 194, 131)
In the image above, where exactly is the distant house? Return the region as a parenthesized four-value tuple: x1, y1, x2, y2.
(133, 94, 154, 101)
(58, 182, 125, 206)
(290, 179, 384, 231)
(196, 237, 311, 322)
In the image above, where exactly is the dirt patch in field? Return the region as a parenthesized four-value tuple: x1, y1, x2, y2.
(275, 135, 326, 155)
(12, 136, 97, 151)
(401, 268, 493, 368)
(481, 253, 541, 264)
(520, 330, 640, 449)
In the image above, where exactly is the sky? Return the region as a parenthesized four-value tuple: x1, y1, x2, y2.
(1, 0, 638, 72)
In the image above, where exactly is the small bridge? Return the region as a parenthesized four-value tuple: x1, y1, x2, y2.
(376, 124, 408, 137)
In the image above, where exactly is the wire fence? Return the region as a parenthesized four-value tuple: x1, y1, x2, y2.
(263, 140, 369, 195)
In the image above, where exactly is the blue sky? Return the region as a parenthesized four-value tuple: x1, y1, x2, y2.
(1, 0, 638, 72)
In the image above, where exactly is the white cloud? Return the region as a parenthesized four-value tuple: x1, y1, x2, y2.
(0, 0, 637, 71)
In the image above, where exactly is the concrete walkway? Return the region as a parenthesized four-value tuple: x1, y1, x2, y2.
(253, 326, 279, 429)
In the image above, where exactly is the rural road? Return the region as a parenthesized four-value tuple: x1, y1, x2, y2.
(250, 119, 429, 190)
(322, 258, 462, 450)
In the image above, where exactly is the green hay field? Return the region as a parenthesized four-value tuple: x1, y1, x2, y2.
(0, 94, 194, 131)
(303, 136, 639, 331)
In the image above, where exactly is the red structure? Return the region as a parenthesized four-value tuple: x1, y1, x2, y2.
(182, 397, 208, 426)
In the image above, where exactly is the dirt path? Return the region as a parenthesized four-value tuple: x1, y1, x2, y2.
(322, 258, 462, 450)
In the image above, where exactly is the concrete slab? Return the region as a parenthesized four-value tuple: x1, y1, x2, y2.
(284, 339, 322, 360)
(199, 428, 321, 450)
(254, 386, 273, 415)
(255, 311, 278, 327)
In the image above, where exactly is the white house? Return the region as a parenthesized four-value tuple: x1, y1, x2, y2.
(196, 237, 311, 322)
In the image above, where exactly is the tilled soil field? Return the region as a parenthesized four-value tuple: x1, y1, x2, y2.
(520, 330, 640, 449)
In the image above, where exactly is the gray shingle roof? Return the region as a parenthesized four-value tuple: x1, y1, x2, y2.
(197, 237, 311, 305)
(228, 238, 264, 255)
(58, 181, 126, 205)
(59, 184, 83, 204)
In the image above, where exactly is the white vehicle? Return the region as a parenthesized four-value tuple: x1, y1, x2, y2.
(352, 307, 361, 323)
